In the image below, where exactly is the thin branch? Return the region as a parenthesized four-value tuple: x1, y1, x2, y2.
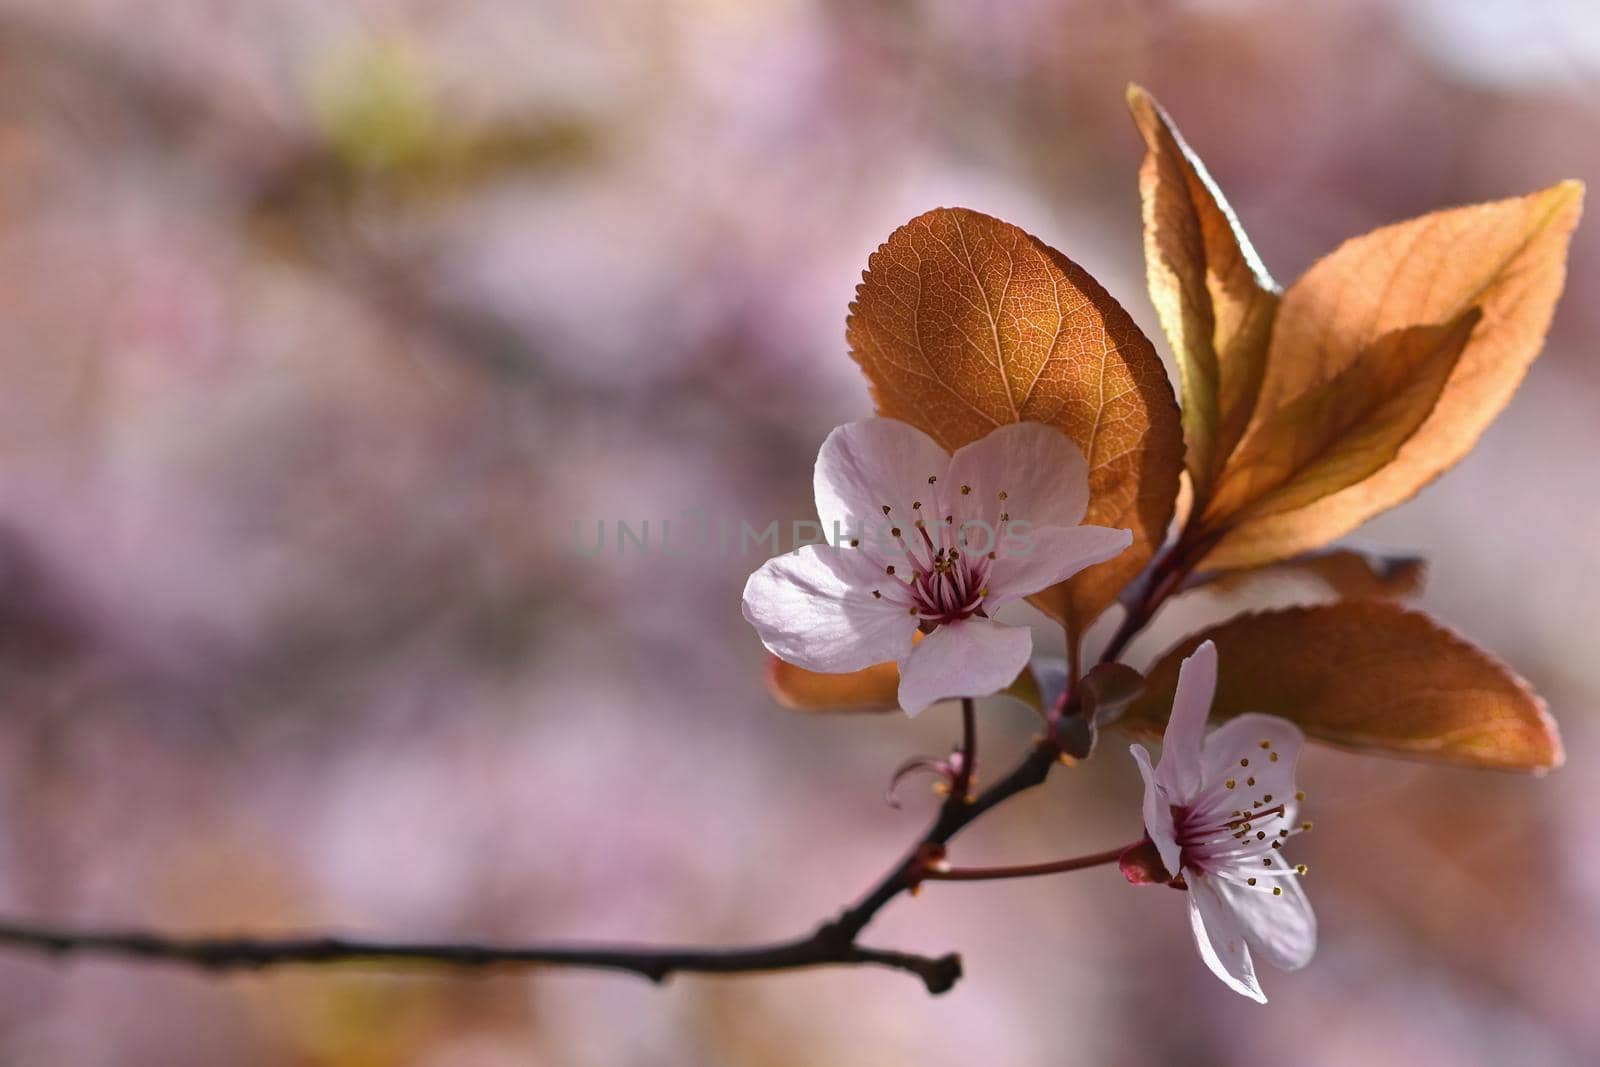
(824, 735, 1063, 945)
(953, 697, 977, 803)
(0, 920, 963, 993)
(1098, 526, 1219, 667)
(917, 843, 1130, 883)
(0, 516, 1201, 993)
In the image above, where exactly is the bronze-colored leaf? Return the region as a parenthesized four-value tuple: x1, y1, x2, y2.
(766, 656, 900, 712)
(1127, 85, 1279, 503)
(847, 207, 1183, 640)
(765, 654, 1042, 714)
(1203, 181, 1584, 569)
(1202, 310, 1480, 524)
(1202, 549, 1426, 602)
(1122, 603, 1562, 772)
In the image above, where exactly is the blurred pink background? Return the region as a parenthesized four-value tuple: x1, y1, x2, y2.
(0, 0, 1596, 1063)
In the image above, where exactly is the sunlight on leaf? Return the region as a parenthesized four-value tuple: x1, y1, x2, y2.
(1122, 603, 1562, 771)
(1203, 309, 1480, 524)
(1203, 181, 1584, 570)
(847, 207, 1183, 642)
(1127, 85, 1279, 505)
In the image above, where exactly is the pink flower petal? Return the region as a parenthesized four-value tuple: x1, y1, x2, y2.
(742, 545, 918, 673)
(813, 418, 950, 550)
(895, 616, 1033, 716)
(1187, 874, 1267, 1003)
(982, 524, 1132, 608)
(1201, 712, 1304, 826)
(1212, 871, 1317, 972)
(1156, 639, 1217, 800)
(1131, 743, 1181, 875)
(944, 422, 1091, 531)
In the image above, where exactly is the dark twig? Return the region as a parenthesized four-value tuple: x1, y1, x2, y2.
(0, 920, 962, 994)
(0, 725, 1057, 995)
(953, 697, 977, 803)
(0, 514, 1200, 993)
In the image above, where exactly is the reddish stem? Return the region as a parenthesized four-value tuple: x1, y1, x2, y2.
(917, 843, 1133, 883)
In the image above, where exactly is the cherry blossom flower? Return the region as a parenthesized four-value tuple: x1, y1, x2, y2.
(742, 418, 1131, 715)
(1129, 640, 1316, 1003)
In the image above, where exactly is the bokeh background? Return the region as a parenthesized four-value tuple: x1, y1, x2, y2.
(0, 0, 1595, 1063)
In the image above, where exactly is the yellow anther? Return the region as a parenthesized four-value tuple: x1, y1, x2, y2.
(1272, 887, 1283, 896)
(1269, 752, 1279, 762)
(960, 485, 971, 495)
(1225, 779, 1237, 789)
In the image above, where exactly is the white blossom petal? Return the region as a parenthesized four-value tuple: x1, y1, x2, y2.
(1203, 712, 1304, 814)
(944, 422, 1091, 531)
(1131, 744, 1181, 876)
(982, 524, 1132, 609)
(742, 545, 918, 673)
(1156, 640, 1218, 800)
(1187, 874, 1267, 1003)
(1213, 870, 1317, 972)
(896, 616, 1033, 716)
(813, 418, 950, 546)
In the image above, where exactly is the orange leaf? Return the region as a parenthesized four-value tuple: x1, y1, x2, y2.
(766, 656, 900, 712)
(1202, 309, 1479, 523)
(765, 654, 1043, 714)
(847, 207, 1182, 641)
(1202, 549, 1425, 602)
(1122, 603, 1561, 772)
(1127, 85, 1279, 503)
(1203, 181, 1584, 569)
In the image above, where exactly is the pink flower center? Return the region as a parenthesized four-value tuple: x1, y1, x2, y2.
(869, 479, 1012, 629)
(1171, 738, 1311, 894)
